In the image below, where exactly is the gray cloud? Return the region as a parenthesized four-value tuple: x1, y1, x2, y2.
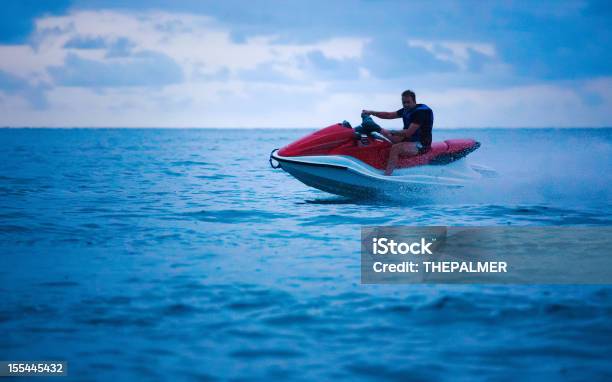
(300, 51, 361, 80)
(48, 51, 184, 88)
(363, 40, 459, 79)
(64, 36, 137, 58)
(0, 70, 48, 109)
(63, 36, 107, 49)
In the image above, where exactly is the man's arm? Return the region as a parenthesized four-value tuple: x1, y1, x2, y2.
(381, 124, 418, 143)
(362, 110, 401, 119)
(395, 122, 420, 140)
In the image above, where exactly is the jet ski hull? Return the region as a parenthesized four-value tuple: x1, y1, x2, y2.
(272, 152, 482, 198)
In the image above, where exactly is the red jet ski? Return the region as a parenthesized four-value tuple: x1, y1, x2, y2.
(270, 118, 482, 197)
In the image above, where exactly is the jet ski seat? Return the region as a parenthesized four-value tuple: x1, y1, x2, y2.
(399, 141, 448, 159)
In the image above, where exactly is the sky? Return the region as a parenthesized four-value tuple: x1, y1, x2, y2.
(0, 0, 610, 128)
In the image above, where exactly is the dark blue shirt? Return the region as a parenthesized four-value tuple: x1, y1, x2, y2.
(396, 104, 433, 147)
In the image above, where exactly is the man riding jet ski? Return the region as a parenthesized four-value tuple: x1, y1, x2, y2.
(269, 90, 482, 198)
(362, 89, 432, 175)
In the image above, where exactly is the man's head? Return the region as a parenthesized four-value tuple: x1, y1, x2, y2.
(401, 90, 416, 109)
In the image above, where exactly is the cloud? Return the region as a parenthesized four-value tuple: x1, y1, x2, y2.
(2, 10, 369, 82)
(300, 51, 361, 80)
(62, 35, 136, 56)
(407, 40, 496, 71)
(48, 51, 184, 88)
(105, 38, 136, 57)
(422, 77, 612, 128)
(0, 70, 48, 109)
(237, 63, 297, 83)
(0, 70, 29, 92)
(64, 36, 106, 49)
(0, 9, 372, 126)
(363, 39, 459, 79)
(0, 4, 610, 127)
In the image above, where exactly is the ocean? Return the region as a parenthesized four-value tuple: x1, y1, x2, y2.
(1, 127, 611, 381)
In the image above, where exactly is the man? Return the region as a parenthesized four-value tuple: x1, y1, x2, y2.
(362, 90, 434, 175)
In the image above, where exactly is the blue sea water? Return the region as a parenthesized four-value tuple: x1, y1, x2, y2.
(1, 127, 611, 381)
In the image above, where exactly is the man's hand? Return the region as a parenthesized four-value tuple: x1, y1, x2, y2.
(361, 109, 373, 116)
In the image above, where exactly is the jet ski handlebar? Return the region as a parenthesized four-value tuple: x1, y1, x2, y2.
(352, 113, 392, 144)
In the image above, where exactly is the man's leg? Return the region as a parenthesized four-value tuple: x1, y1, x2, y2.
(384, 142, 418, 175)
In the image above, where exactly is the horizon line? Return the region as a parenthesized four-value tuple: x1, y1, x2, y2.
(2, 126, 612, 130)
